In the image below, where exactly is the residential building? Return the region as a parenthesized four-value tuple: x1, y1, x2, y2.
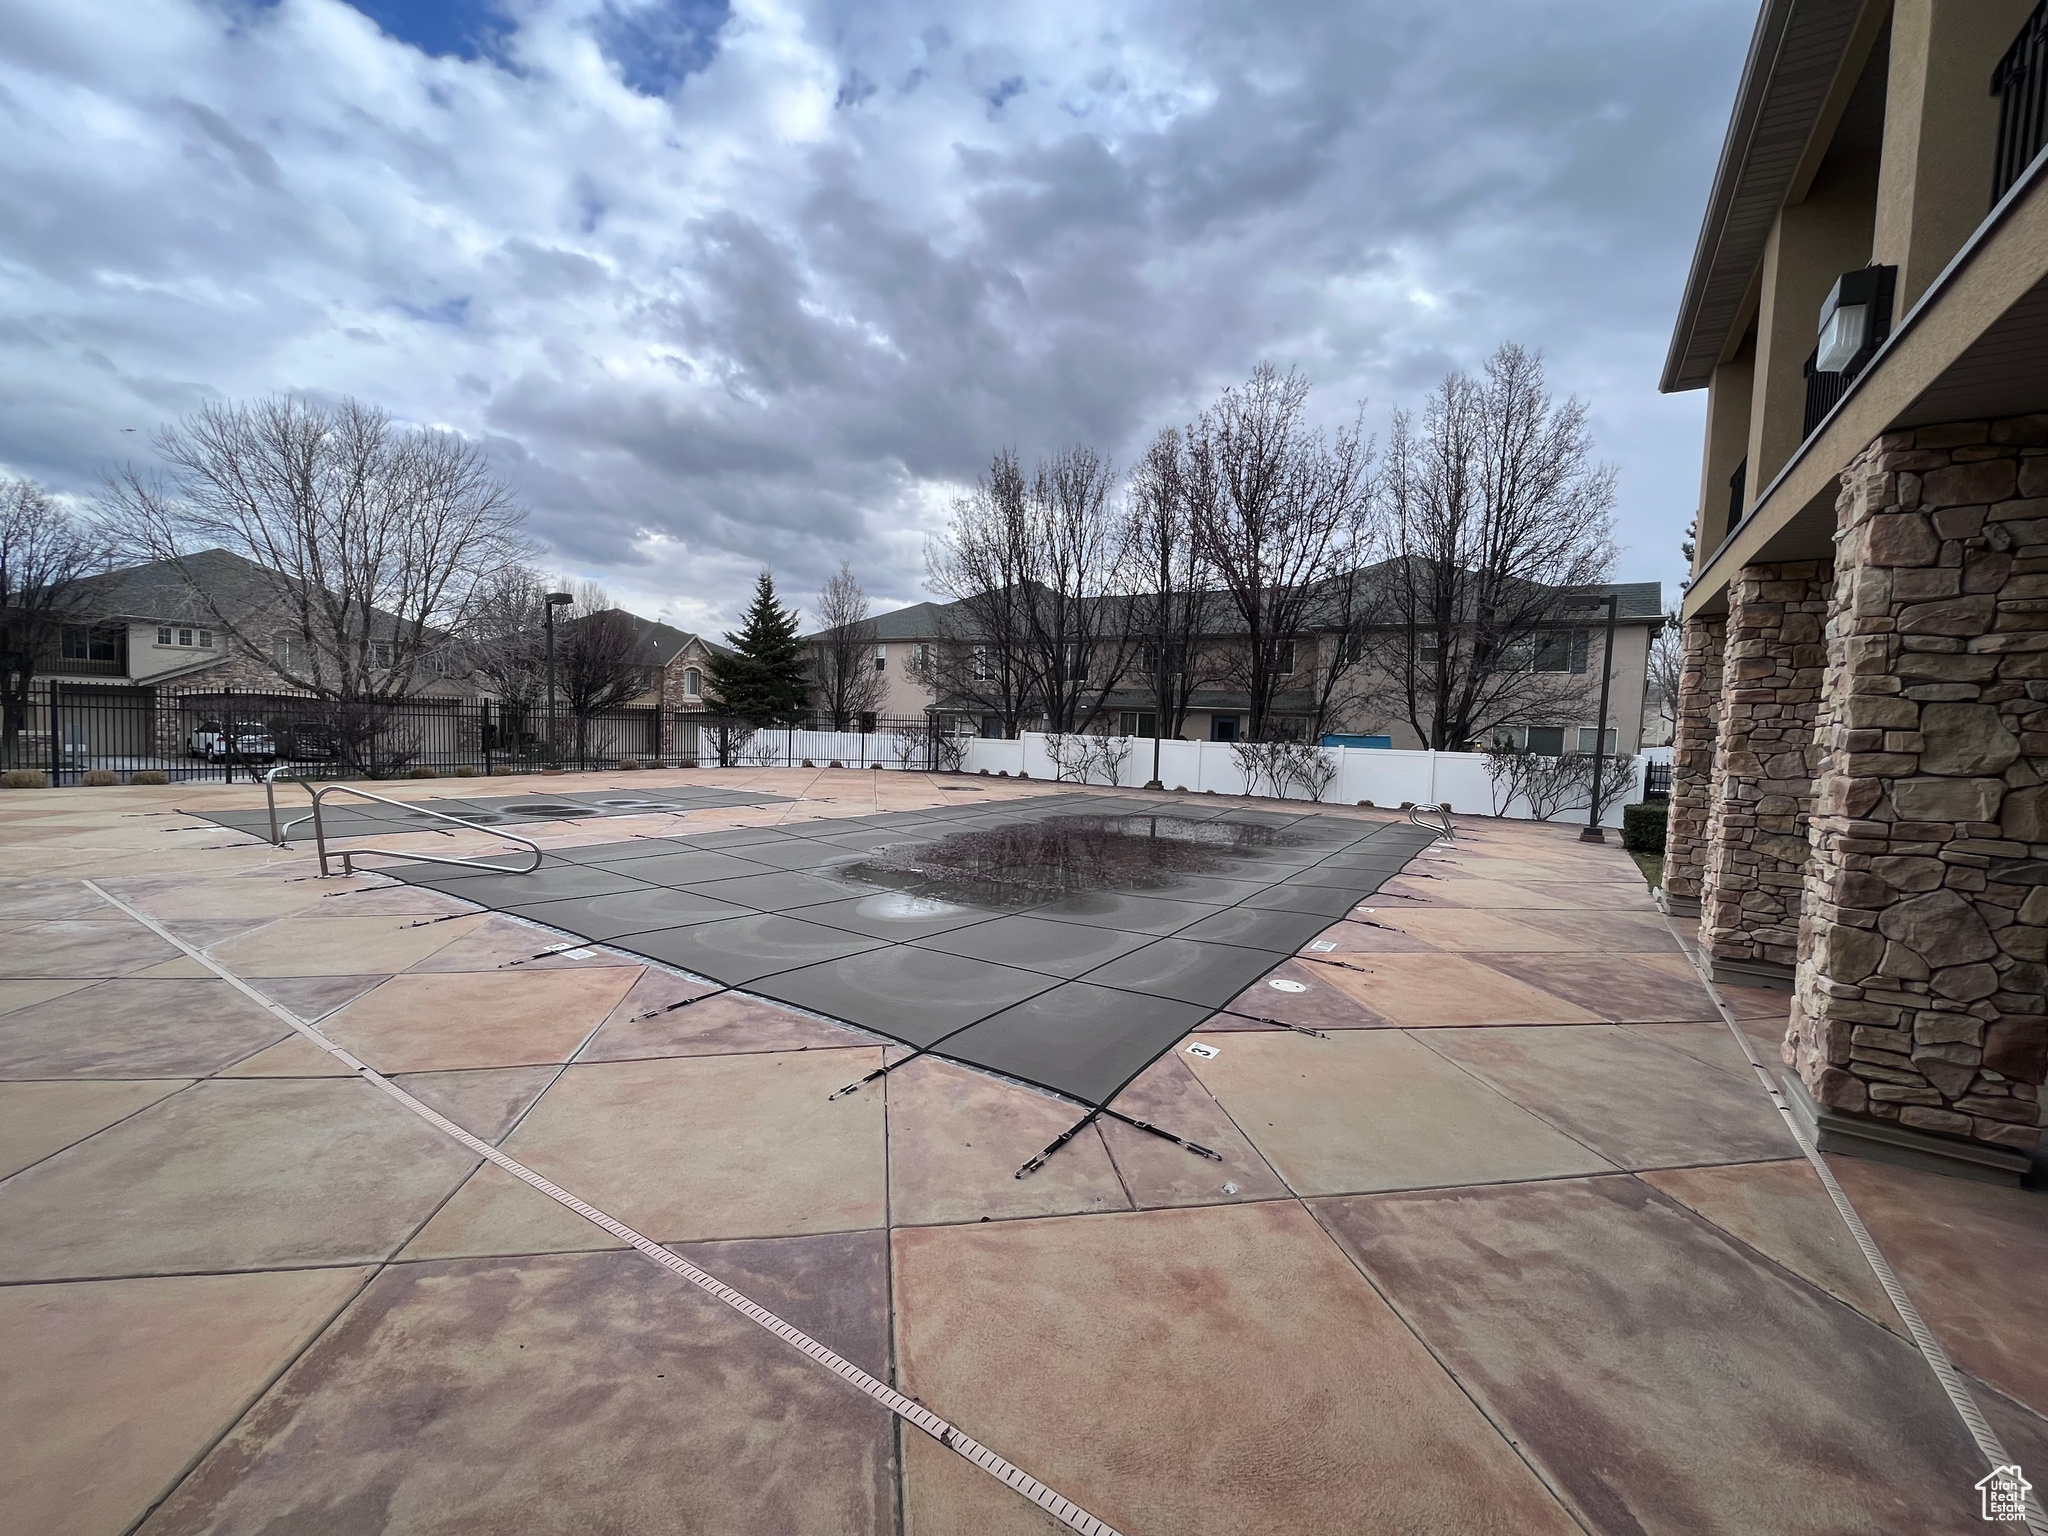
(588, 609, 731, 760)
(829, 569, 1663, 754)
(1661, 0, 2048, 1179)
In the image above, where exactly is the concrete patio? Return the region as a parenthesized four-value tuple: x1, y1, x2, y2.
(2, 767, 2043, 1534)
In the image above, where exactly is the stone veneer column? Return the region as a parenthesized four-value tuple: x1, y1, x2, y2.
(1661, 613, 1726, 915)
(1696, 563, 1833, 986)
(1790, 416, 2048, 1179)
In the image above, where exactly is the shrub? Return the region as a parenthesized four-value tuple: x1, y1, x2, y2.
(81, 769, 118, 787)
(1623, 800, 1668, 854)
(801, 758, 814, 768)
(2, 769, 50, 788)
(828, 760, 844, 769)
(619, 757, 642, 770)
(132, 769, 169, 785)
(490, 765, 516, 776)
(407, 766, 437, 778)
(979, 768, 990, 775)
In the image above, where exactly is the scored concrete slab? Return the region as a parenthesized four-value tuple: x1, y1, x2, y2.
(0, 1077, 479, 1282)
(1371, 908, 1586, 952)
(884, 1055, 1130, 1226)
(319, 968, 643, 1073)
(205, 912, 491, 977)
(409, 1050, 887, 1249)
(1314, 1175, 2000, 1534)
(1640, 1160, 1903, 1332)
(1500, 909, 1685, 951)
(1625, 1020, 1761, 1079)
(1182, 1028, 1614, 1195)
(1094, 1054, 1290, 1209)
(0, 979, 290, 1078)
(893, 1200, 1581, 1536)
(141, 1238, 892, 1536)
(0, 1266, 371, 1536)
(0, 918, 186, 978)
(1824, 1155, 2048, 1416)
(1316, 951, 1604, 1027)
(1480, 953, 1719, 1022)
(0, 977, 96, 1017)
(1420, 1025, 1797, 1169)
(388, 1065, 564, 1144)
(0, 1078, 191, 1178)
(576, 972, 870, 1062)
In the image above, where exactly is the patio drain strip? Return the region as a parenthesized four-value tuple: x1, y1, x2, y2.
(82, 879, 1124, 1536)
(1663, 909, 2048, 1536)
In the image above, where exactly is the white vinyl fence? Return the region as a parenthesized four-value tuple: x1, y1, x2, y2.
(956, 733, 1641, 829)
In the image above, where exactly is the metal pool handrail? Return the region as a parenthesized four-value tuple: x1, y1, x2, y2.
(1408, 803, 1455, 842)
(267, 775, 544, 878)
(263, 765, 316, 848)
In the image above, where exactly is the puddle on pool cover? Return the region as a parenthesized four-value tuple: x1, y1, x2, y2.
(842, 813, 1305, 908)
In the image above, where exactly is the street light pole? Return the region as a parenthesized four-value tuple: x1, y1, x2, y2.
(544, 591, 572, 765)
(1581, 591, 1620, 844)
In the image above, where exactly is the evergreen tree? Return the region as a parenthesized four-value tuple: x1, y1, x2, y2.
(707, 570, 811, 725)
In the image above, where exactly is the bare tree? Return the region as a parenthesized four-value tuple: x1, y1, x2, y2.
(556, 582, 656, 762)
(1360, 343, 1616, 750)
(919, 450, 1042, 738)
(1019, 445, 1136, 732)
(1124, 429, 1224, 745)
(1184, 365, 1377, 742)
(461, 565, 551, 714)
(1, 479, 112, 764)
(811, 562, 885, 730)
(101, 396, 529, 769)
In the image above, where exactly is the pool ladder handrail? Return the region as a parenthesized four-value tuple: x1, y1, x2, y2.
(1408, 802, 1455, 842)
(263, 768, 543, 878)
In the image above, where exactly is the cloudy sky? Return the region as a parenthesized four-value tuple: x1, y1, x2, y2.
(1, 0, 1752, 633)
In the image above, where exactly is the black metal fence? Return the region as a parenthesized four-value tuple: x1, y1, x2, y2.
(1, 684, 961, 785)
(1643, 761, 1672, 799)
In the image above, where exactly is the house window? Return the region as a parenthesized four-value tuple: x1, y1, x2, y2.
(1525, 726, 1566, 756)
(1418, 632, 1441, 668)
(1533, 630, 1589, 674)
(198, 630, 213, 649)
(1276, 640, 1296, 676)
(1210, 715, 1240, 743)
(874, 644, 887, 673)
(1571, 630, 1588, 674)
(273, 635, 300, 672)
(684, 667, 701, 696)
(912, 642, 930, 671)
(1068, 645, 1088, 683)
(158, 626, 172, 646)
(971, 645, 994, 683)
(1576, 727, 1618, 755)
(1120, 711, 1157, 738)
(370, 640, 393, 670)
(177, 627, 193, 647)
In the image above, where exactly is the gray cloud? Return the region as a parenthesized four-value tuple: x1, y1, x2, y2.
(0, 0, 1749, 629)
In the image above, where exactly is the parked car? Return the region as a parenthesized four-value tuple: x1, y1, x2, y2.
(266, 717, 337, 761)
(187, 719, 277, 761)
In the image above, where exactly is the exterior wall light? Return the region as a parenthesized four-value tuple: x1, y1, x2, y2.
(1815, 265, 1896, 376)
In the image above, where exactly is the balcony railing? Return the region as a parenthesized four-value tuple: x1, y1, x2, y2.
(1993, 0, 2048, 204)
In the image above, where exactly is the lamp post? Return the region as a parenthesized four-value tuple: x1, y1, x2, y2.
(1580, 590, 1620, 844)
(544, 591, 572, 764)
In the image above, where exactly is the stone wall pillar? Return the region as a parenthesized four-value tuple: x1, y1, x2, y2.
(1790, 417, 2048, 1179)
(1662, 613, 1726, 914)
(1696, 563, 1833, 986)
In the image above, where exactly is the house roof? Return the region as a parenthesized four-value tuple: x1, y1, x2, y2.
(77, 549, 285, 626)
(814, 569, 1663, 641)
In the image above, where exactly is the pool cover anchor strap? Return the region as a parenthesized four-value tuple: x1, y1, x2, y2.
(1014, 1106, 1223, 1179)
(1219, 1010, 1328, 1038)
